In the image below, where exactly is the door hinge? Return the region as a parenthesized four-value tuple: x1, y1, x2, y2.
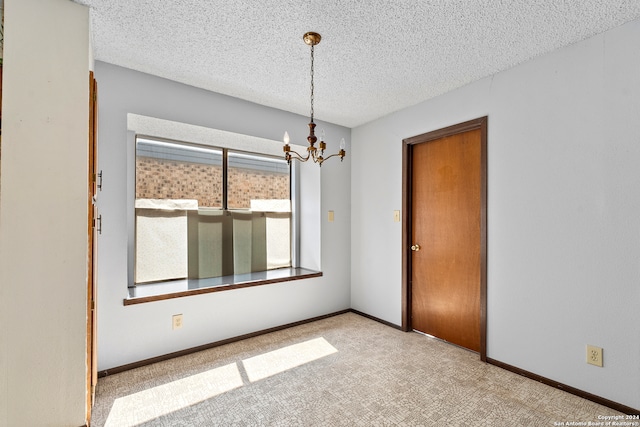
(93, 215, 102, 235)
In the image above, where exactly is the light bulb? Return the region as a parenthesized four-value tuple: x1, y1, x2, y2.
(320, 129, 325, 141)
(339, 138, 346, 150)
(283, 131, 290, 145)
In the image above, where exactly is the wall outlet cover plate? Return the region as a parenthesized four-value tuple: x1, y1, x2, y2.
(586, 344, 603, 367)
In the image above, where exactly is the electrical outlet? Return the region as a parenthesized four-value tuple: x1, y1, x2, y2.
(172, 314, 183, 330)
(586, 345, 603, 367)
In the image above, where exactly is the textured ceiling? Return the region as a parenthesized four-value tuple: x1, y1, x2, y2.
(74, 0, 640, 128)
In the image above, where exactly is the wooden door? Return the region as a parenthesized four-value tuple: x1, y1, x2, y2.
(86, 72, 99, 421)
(403, 118, 487, 356)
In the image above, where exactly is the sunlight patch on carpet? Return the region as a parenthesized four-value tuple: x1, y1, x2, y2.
(104, 362, 243, 426)
(242, 337, 338, 382)
(102, 337, 338, 425)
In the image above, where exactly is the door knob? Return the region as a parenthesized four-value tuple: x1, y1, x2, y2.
(411, 244, 421, 251)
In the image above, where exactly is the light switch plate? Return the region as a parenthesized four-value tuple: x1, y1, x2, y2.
(328, 211, 334, 222)
(393, 210, 400, 222)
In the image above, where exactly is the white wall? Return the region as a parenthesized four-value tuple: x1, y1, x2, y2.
(351, 19, 640, 409)
(94, 62, 351, 370)
(0, 0, 89, 425)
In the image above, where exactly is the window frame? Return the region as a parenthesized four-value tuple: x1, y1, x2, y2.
(126, 134, 314, 304)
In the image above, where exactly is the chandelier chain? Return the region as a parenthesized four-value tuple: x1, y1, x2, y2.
(310, 44, 315, 122)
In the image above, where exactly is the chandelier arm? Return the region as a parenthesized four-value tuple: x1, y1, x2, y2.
(287, 149, 311, 162)
(318, 151, 346, 163)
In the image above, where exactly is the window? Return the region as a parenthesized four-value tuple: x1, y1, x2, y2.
(134, 137, 291, 285)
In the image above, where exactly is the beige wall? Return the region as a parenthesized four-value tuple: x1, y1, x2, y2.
(0, 0, 90, 425)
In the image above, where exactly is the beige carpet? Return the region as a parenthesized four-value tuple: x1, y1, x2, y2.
(91, 312, 621, 426)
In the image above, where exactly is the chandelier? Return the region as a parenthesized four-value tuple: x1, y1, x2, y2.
(283, 32, 346, 166)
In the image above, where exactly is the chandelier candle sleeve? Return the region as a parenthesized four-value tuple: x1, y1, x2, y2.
(283, 32, 346, 167)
